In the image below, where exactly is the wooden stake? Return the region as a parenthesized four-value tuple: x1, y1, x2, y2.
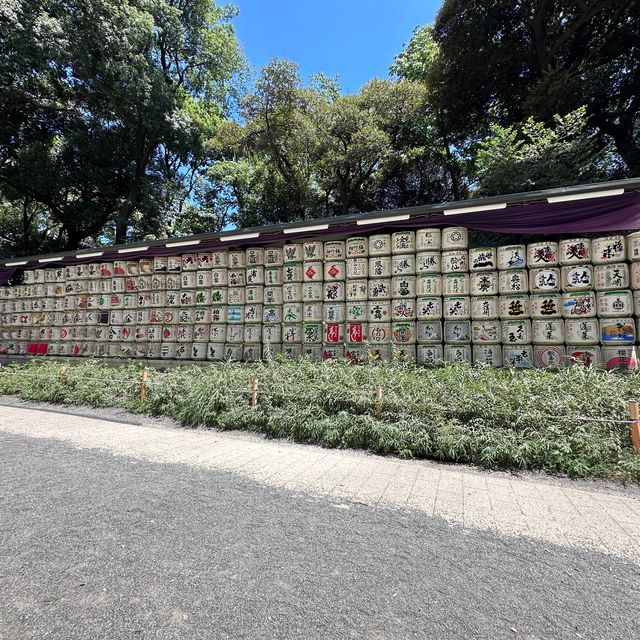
(251, 378, 259, 408)
(630, 400, 640, 452)
(374, 386, 383, 420)
(140, 368, 148, 403)
(59, 365, 66, 385)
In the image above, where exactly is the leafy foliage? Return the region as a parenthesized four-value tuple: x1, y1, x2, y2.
(1, 358, 639, 482)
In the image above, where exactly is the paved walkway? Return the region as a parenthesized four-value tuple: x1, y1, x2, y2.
(1, 404, 639, 563)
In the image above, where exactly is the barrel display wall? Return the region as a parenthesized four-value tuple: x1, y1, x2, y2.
(1, 228, 640, 369)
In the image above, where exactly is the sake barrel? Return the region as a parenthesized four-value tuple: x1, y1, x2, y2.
(532, 319, 565, 344)
(181, 272, 197, 289)
(391, 231, 415, 255)
(345, 237, 368, 258)
(368, 279, 391, 300)
(527, 241, 558, 267)
(181, 254, 197, 271)
(471, 296, 499, 320)
(263, 286, 283, 305)
(392, 254, 416, 276)
(416, 252, 441, 274)
(324, 281, 345, 302)
(534, 345, 566, 369)
(301, 282, 322, 302)
(416, 297, 442, 320)
(189, 343, 206, 360)
(501, 319, 532, 344)
(262, 305, 282, 324)
(346, 280, 368, 301)
(246, 266, 265, 285)
(469, 247, 497, 272)
(471, 320, 501, 344)
(303, 241, 323, 261)
(303, 261, 323, 282)
(244, 304, 262, 323)
(600, 317, 635, 345)
(442, 227, 468, 250)
(283, 243, 303, 263)
(566, 345, 601, 367)
(197, 253, 213, 269)
(561, 291, 596, 318)
(210, 306, 226, 323)
(417, 320, 442, 344)
(245, 285, 264, 304)
(193, 307, 211, 323)
(503, 345, 533, 368)
(262, 324, 282, 344)
(418, 344, 444, 366)
(346, 258, 368, 279)
(602, 346, 638, 371)
(473, 344, 502, 367)
(444, 320, 471, 344)
(324, 261, 346, 282)
(592, 235, 625, 264)
(282, 283, 302, 303)
(443, 296, 471, 320)
(368, 301, 391, 322)
(368, 323, 391, 344)
(159, 342, 176, 359)
(497, 245, 526, 270)
(499, 294, 529, 319)
(324, 241, 345, 261)
(529, 268, 560, 293)
(392, 298, 416, 321)
(190, 323, 208, 343)
(264, 266, 282, 286)
(596, 290, 633, 317)
(498, 270, 528, 294)
(245, 247, 264, 266)
(177, 307, 195, 324)
(594, 263, 629, 291)
(109, 309, 123, 326)
(55, 267, 67, 282)
(414, 229, 440, 252)
(223, 344, 243, 361)
(634, 290, 640, 315)
(443, 273, 470, 296)
(165, 256, 181, 273)
(206, 342, 225, 360)
(324, 322, 345, 344)
(241, 343, 261, 362)
(561, 265, 593, 291)
(302, 323, 322, 343)
(264, 247, 283, 266)
(369, 256, 392, 278)
(626, 232, 640, 262)
(441, 250, 468, 273)
(227, 270, 245, 287)
(205, 252, 227, 270)
(444, 344, 472, 363)
(530, 293, 561, 319)
(282, 263, 303, 284)
(282, 302, 303, 323)
(178, 290, 194, 307)
(228, 251, 245, 268)
(346, 322, 367, 343)
(565, 318, 599, 344)
(210, 287, 228, 305)
(282, 323, 303, 343)
(208, 269, 227, 288)
(368, 234, 391, 256)
(303, 345, 322, 361)
(224, 305, 242, 323)
(392, 321, 416, 344)
(323, 303, 345, 323)
(322, 344, 343, 360)
(223, 323, 242, 343)
(391, 276, 416, 298)
(559, 238, 591, 265)
(630, 262, 640, 289)
(416, 275, 442, 297)
(470, 272, 498, 297)
(176, 325, 193, 343)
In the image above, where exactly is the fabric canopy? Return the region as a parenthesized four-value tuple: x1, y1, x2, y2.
(1, 190, 639, 285)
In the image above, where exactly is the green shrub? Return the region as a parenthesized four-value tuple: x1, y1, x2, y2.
(1, 358, 639, 482)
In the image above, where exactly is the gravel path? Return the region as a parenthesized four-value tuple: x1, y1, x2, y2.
(1, 430, 639, 640)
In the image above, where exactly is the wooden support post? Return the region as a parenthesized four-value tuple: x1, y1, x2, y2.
(59, 365, 66, 385)
(251, 378, 259, 408)
(630, 400, 640, 452)
(374, 386, 383, 420)
(140, 368, 148, 403)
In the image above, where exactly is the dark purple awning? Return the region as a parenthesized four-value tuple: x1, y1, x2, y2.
(2, 191, 639, 284)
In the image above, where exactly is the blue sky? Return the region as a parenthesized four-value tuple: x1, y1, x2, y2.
(232, 0, 441, 93)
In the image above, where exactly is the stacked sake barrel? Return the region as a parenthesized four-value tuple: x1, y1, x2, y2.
(1, 228, 640, 369)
